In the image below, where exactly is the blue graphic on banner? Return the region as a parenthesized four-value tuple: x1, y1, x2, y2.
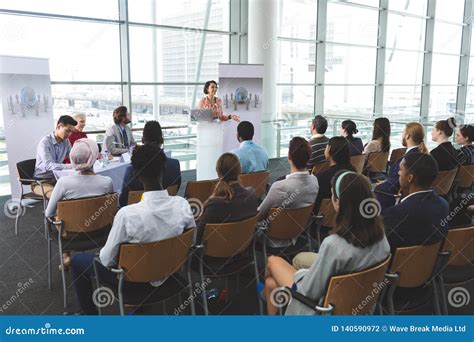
(0, 316, 472, 342)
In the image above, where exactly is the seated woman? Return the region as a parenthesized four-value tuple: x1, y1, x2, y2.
(263, 171, 390, 315)
(364, 117, 391, 182)
(197, 153, 258, 245)
(341, 120, 363, 156)
(314, 136, 355, 213)
(455, 124, 474, 165)
(45, 138, 114, 268)
(430, 117, 459, 171)
(257, 137, 319, 247)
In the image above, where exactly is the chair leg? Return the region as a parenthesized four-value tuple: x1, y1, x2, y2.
(118, 276, 125, 316)
(432, 280, 441, 315)
(252, 235, 264, 315)
(187, 267, 195, 316)
(47, 235, 52, 290)
(199, 261, 208, 315)
(439, 276, 448, 315)
(15, 201, 22, 235)
(58, 238, 67, 308)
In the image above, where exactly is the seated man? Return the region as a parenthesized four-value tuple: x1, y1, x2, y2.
(105, 106, 136, 156)
(71, 143, 195, 315)
(306, 115, 329, 170)
(231, 121, 269, 173)
(119, 120, 181, 207)
(382, 152, 449, 250)
(33, 115, 77, 198)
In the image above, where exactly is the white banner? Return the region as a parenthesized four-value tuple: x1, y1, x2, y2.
(0, 55, 54, 198)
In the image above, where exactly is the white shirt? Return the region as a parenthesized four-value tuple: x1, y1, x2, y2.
(99, 190, 196, 286)
(400, 189, 433, 203)
(45, 174, 114, 218)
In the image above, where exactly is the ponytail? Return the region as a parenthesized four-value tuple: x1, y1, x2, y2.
(205, 152, 241, 204)
(208, 179, 235, 202)
(418, 141, 428, 154)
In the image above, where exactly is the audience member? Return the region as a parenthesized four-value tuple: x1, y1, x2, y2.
(375, 122, 427, 209)
(64, 112, 88, 163)
(341, 120, 363, 156)
(455, 124, 474, 165)
(71, 143, 195, 315)
(364, 117, 391, 154)
(313, 137, 355, 213)
(258, 137, 319, 247)
(33, 115, 77, 198)
(307, 115, 329, 169)
(197, 153, 258, 244)
(105, 106, 136, 156)
(231, 121, 269, 173)
(119, 120, 181, 207)
(382, 153, 449, 250)
(263, 171, 389, 315)
(430, 117, 458, 171)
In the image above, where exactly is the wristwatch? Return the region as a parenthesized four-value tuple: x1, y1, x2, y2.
(228, 114, 232, 120)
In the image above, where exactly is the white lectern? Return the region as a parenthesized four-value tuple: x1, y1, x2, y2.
(196, 121, 224, 180)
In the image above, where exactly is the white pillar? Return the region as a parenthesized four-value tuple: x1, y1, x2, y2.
(248, 0, 279, 158)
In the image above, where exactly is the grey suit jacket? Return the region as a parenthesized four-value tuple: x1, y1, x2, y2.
(105, 124, 136, 156)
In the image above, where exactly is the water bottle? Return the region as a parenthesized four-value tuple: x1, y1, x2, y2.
(102, 148, 110, 167)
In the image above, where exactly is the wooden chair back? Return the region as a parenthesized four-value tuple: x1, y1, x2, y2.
(118, 228, 194, 282)
(456, 165, 474, 189)
(318, 198, 337, 229)
(432, 168, 458, 196)
(350, 154, 366, 174)
(322, 256, 391, 315)
(389, 242, 442, 288)
(312, 161, 330, 175)
(203, 215, 258, 258)
(56, 194, 118, 234)
(266, 205, 314, 240)
(184, 179, 218, 204)
(366, 151, 389, 173)
(389, 148, 406, 164)
(239, 171, 269, 198)
(128, 186, 178, 205)
(441, 225, 474, 267)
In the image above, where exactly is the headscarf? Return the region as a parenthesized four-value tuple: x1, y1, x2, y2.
(70, 138, 99, 171)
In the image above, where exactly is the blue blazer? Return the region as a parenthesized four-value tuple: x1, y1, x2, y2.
(375, 146, 419, 209)
(119, 157, 181, 207)
(382, 190, 449, 250)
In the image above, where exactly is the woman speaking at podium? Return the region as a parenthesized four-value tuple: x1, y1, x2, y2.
(197, 80, 240, 122)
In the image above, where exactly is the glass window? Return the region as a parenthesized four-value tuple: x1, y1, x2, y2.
(433, 22, 463, 54)
(128, 0, 230, 31)
(383, 86, 422, 121)
(435, 0, 465, 23)
(280, 0, 317, 40)
(0, 15, 121, 81)
(0, 0, 118, 19)
(431, 54, 460, 85)
(279, 41, 316, 84)
(386, 14, 426, 51)
(385, 50, 424, 85)
(129, 26, 229, 83)
(428, 86, 458, 122)
(329, 0, 379, 8)
(278, 85, 314, 116)
(388, 0, 427, 16)
(324, 85, 374, 117)
(465, 85, 474, 123)
(327, 3, 379, 46)
(325, 45, 377, 84)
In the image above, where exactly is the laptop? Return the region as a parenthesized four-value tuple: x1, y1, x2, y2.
(190, 109, 214, 122)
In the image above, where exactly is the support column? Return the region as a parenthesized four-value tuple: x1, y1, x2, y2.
(420, 0, 436, 126)
(248, 0, 279, 158)
(118, 0, 132, 115)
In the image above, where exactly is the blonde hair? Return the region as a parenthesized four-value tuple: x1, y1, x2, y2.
(208, 153, 241, 202)
(405, 122, 428, 154)
(71, 112, 86, 121)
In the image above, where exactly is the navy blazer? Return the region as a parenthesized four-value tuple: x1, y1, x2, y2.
(382, 190, 449, 250)
(347, 137, 364, 156)
(375, 146, 419, 209)
(118, 157, 181, 207)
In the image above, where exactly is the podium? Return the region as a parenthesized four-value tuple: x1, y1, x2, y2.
(196, 121, 224, 180)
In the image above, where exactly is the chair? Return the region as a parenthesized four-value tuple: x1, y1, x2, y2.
(438, 225, 474, 314)
(127, 185, 179, 205)
(195, 215, 259, 315)
(383, 242, 447, 315)
(311, 161, 330, 175)
(95, 228, 195, 315)
(366, 151, 389, 173)
(313, 198, 337, 246)
(350, 154, 366, 174)
(387, 148, 407, 174)
(239, 171, 270, 198)
(278, 256, 391, 315)
(46, 194, 118, 308)
(455, 164, 474, 190)
(15, 159, 49, 236)
(184, 179, 218, 204)
(432, 168, 458, 197)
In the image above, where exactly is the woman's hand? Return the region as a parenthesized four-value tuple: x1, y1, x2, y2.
(231, 114, 240, 122)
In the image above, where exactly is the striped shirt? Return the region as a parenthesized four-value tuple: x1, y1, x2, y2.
(457, 145, 474, 165)
(307, 135, 329, 169)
